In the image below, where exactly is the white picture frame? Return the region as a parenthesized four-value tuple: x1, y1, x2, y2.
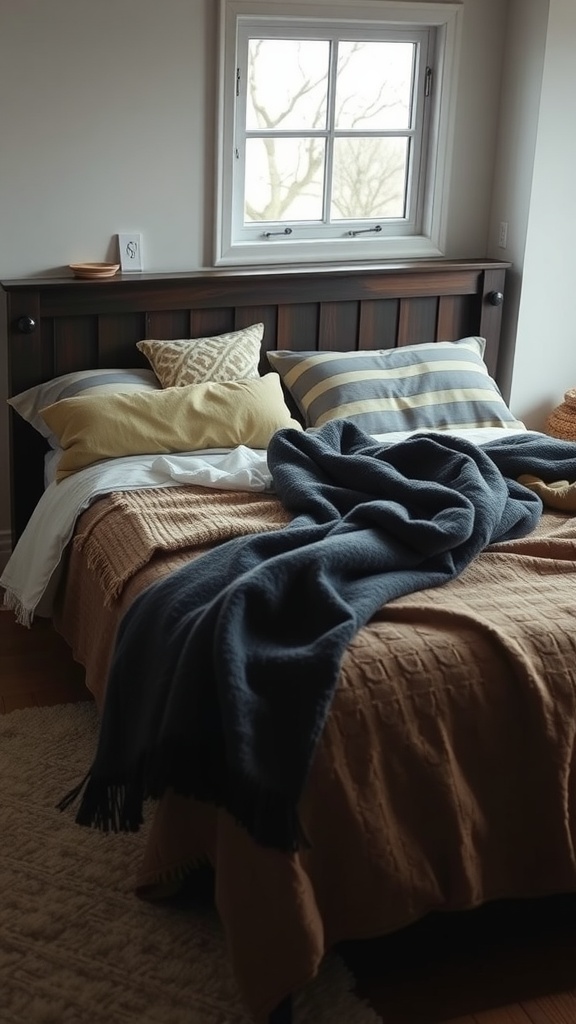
(118, 233, 143, 272)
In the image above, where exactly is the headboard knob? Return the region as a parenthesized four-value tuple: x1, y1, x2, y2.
(16, 315, 37, 334)
(487, 290, 504, 307)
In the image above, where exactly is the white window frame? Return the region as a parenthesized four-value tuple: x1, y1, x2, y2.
(215, 0, 463, 267)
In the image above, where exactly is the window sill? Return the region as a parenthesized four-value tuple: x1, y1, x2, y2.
(214, 235, 445, 268)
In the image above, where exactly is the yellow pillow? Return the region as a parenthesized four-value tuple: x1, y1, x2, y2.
(40, 373, 302, 480)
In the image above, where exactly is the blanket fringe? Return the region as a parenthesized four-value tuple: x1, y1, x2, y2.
(57, 773, 145, 833)
(74, 532, 140, 606)
(2, 588, 34, 627)
(59, 760, 311, 852)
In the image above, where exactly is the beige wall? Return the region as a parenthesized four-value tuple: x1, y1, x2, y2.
(0, 0, 549, 561)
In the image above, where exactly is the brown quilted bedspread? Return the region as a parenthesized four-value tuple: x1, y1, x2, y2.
(54, 488, 576, 1023)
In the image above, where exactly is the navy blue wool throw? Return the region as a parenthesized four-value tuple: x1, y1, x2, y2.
(60, 421, 576, 850)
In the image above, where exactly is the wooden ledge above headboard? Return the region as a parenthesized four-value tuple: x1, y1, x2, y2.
(1, 258, 510, 544)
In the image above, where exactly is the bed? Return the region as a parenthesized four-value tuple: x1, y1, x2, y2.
(3, 259, 576, 1024)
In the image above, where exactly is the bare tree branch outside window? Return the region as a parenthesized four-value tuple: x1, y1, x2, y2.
(244, 39, 413, 224)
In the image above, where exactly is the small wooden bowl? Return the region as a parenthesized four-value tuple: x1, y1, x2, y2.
(69, 262, 120, 280)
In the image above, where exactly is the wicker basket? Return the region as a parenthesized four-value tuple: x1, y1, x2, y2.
(546, 388, 576, 440)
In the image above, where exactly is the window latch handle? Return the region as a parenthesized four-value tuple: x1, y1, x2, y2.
(347, 225, 382, 237)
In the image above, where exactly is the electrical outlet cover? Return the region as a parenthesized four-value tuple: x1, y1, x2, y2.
(118, 233, 143, 272)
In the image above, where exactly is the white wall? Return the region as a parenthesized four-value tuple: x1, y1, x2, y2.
(487, 0, 550, 409)
(0, 0, 514, 556)
(1, 0, 218, 560)
(442, 0, 508, 256)
(0, 0, 506, 278)
(0, 1, 215, 276)
(0, 0, 216, 277)
(506, 0, 576, 427)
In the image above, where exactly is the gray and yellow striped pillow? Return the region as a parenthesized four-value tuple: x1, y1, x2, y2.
(8, 368, 161, 448)
(267, 338, 524, 434)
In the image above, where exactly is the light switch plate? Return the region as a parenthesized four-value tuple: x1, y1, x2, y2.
(118, 232, 143, 272)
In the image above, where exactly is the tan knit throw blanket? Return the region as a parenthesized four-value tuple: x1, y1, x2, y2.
(73, 486, 293, 605)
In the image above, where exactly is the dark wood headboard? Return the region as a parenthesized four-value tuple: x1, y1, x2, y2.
(1, 258, 510, 544)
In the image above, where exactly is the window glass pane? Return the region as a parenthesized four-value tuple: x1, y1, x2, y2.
(244, 138, 326, 222)
(331, 137, 408, 220)
(335, 42, 414, 130)
(246, 39, 330, 131)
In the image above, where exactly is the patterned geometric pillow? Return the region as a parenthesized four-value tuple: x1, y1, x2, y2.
(136, 323, 264, 388)
(267, 338, 524, 434)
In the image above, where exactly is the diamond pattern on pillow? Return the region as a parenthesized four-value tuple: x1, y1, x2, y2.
(136, 323, 264, 388)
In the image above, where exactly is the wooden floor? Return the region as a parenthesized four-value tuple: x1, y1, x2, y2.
(2, 607, 576, 1024)
(0, 605, 89, 713)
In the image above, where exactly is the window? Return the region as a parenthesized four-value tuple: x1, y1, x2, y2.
(216, 1, 462, 266)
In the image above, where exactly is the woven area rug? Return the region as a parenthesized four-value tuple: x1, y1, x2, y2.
(0, 701, 381, 1024)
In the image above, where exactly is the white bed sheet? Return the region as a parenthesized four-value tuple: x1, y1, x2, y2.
(1, 426, 530, 626)
(1, 445, 271, 625)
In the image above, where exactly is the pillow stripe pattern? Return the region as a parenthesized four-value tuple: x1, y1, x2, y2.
(8, 368, 161, 446)
(268, 339, 524, 433)
(45, 370, 160, 402)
